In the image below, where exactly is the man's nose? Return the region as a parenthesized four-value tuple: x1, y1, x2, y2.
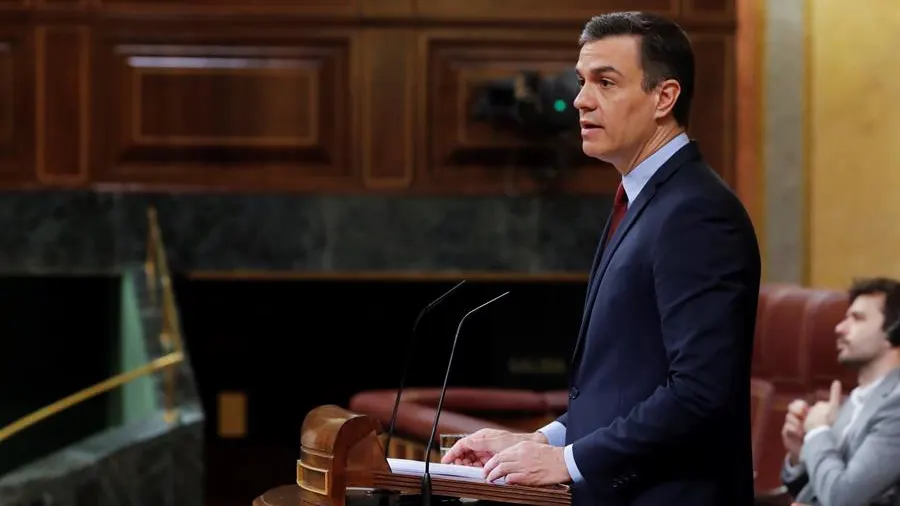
(834, 320, 847, 335)
(573, 88, 590, 110)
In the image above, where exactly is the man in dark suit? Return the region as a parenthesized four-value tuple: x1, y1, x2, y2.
(441, 10, 761, 506)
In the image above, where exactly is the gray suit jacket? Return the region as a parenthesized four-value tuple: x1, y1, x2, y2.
(781, 368, 900, 506)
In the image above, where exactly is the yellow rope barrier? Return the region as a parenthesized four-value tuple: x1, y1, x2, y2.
(0, 351, 184, 444)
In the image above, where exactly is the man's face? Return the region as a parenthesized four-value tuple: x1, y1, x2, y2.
(835, 293, 892, 367)
(573, 35, 660, 164)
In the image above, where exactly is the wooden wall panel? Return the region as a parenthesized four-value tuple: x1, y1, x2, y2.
(359, 29, 415, 190)
(682, 0, 736, 23)
(415, 0, 677, 22)
(35, 25, 90, 185)
(94, 31, 356, 191)
(359, 0, 414, 18)
(0, 43, 16, 175)
(97, 0, 361, 16)
(0, 26, 33, 185)
(688, 33, 735, 186)
(0, 0, 738, 194)
(34, 0, 89, 9)
(0, 0, 27, 10)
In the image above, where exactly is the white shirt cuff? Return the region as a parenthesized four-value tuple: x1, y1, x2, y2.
(564, 444, 584, 483)
(538, 421, 567, 447)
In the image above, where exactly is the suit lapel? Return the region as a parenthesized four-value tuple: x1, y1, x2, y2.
(581, 213, 615, 315)
(570, 214, 614, 370)
(569, 142, 702, 368)
(847, 368, 900, 449)
(592, 184, 656, 298)
(830, 397, 855, 445)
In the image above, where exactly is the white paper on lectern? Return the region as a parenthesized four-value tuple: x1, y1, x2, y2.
(386, 458, 507, 485)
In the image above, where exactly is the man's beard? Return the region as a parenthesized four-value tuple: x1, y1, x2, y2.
(838, 351, 874, 370)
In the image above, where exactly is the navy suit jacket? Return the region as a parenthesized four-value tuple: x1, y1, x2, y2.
(559, 142, 761, 506)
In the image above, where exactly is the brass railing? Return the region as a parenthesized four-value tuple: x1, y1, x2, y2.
(0, 206, 185, 444)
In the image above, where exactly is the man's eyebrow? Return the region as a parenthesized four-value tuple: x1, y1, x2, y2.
(589, 65, 622, 77)
(574, 65, 623, 78)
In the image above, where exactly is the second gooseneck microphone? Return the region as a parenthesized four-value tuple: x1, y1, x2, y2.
(420, 291, 511, 506)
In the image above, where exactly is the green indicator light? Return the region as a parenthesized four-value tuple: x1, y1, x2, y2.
(553, 99, 566, 112)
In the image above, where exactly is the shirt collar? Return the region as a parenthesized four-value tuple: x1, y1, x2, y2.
(621, 132, 690, 204)
(852, 374, 887, 404)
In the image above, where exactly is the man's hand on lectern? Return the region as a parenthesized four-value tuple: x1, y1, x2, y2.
(440, 428, 546, 467)
(482, 440, 569, 486)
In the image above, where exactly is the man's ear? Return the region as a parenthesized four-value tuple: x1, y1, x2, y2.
(654, 79, 681, 120)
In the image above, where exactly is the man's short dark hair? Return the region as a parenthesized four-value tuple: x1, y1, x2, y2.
(848, 277, 900, 337)
(579, 11, 694, 127)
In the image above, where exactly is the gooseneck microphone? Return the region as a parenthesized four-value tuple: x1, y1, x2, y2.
(420, 291, 511, 506)
(384, 280, 467, 458)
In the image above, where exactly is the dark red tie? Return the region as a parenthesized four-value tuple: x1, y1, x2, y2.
(606, 182, 628, 245)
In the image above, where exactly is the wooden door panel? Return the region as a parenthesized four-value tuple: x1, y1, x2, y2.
(416, 0, 678, 22)
(0, 25, 33, 186)
(94, 30, 357, 191)
(97, 0, 360, 16)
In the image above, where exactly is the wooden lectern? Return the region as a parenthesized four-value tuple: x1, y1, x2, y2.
(253, 405, 571, 506)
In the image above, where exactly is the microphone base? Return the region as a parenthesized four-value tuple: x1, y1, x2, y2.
(420, 473, 433, 506)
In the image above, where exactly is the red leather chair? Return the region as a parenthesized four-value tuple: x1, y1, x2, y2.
(751, 284, 850, 491)
(750, 378, 775, 474)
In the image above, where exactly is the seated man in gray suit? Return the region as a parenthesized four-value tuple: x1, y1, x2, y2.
(781, 277, 900, 506)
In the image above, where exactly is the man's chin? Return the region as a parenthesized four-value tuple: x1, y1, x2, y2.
(581, 142, 612, 162)
(837, 353, 863, 369)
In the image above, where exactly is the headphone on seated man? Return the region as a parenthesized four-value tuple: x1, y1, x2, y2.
(884, 315, 900, 348)
(886, 315, 900, 347)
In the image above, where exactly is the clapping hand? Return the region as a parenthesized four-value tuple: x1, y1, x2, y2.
(781, 398, 809, 464)
(804, 380, 842, 431)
